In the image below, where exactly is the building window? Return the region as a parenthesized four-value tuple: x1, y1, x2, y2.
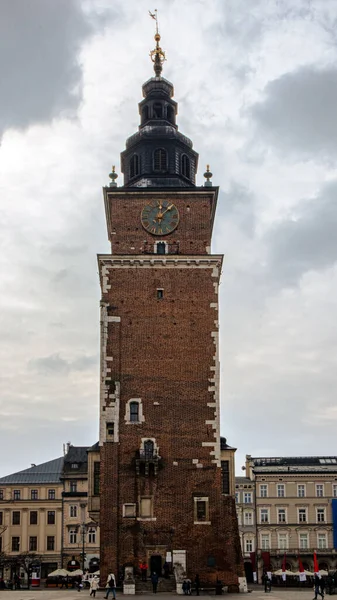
(235, 492, 240, 503)
(0, 537, 2, 552)
(48, 489, 56, 500)
(12, 537, 20, 552)
(277, 484, 285, 497)
(0, 489, 3, 500)
(221, 461, 230, 494)
(130, 154, 140, 178)
(30, 511, 38, 525)
(70, 505, 77, 518)
(94, 462, 100, 496)
(261, 534, 270, 550)
(194, 497, 209, 523)
(47, 536, 55, 551)
(47, 511, 55, 525)
(0, 512, 2, 526)
(298, 484, 306, 498)
(31, 490, 38, 500)
(70, 481, 77, 493)
(260, 484, 268, 498)
(29, 536, 37, 552)
(69, 529, 77, 544)
(123, 504, 137, 518)
(298, 508, 307, 523)
(13, 490, 21, 500)
(245, 538, 253, 552)
(244, 511, 253, 526)
(243, 492, 252, 504)
(317, 508, 326, 523)
(153, 102, 163, 118)
(156, 242, 166, 255)
(260, 508, 269, 523)
(278, 533, 288, 550)
(12, 511, 20, 525)
(140, 497, 153, 519)
(106, 422, 114, 438)
(88, 528, 96, 544)
(318, 533, 327, 549)
(181, 154, 190, 179)
(236, 511, 241, 526)
(153, 148, 167, 172)
(71, 463, 79, 469)
(278, 508, 286, 523)
(130, 401, 140, 422)
(299, 533, 309, 549)
(167, 104, 174, 123)
(316, 484, 324, 497)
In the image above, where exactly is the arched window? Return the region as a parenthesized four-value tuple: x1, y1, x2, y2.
(181, 154, 190, 179)
(144, 440, 154, 458)
(153, 148, 167, 172)
(130, 154, 140, 179)
(153, 102, 163, 118)
(142, 106, 149, 124)
(167, 105, 174, 123)
(130, 401, 139, 422)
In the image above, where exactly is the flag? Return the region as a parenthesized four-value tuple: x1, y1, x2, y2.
(298, 556, 306, 582)
(281, 553, 287, 581)
(314, 551, 320, 577)
(149, 10, 156, 19)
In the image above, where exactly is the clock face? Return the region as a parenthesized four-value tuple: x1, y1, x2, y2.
(141, 200, 179, 235)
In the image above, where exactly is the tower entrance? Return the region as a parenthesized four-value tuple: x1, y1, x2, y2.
(150, 554, 162, 575)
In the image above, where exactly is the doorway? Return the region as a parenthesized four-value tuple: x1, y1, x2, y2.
(150, 555, 162, 576)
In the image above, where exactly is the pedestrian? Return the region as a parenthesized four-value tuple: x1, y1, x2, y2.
(90, 576, 99, 598)
(140, 561, 148, 582)
(314, 575, 324, 600)
(320, 578, 326, 598)
(151, 572, 159, 593)
(105, 573, 117, 599)
(182, 579, 188, 595)
(262, 572, 268, 593)
(186, 578, 191, 595)
(194, 574, 200, 596)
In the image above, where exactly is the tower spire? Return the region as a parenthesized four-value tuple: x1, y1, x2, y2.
(149, 9, 166, 77)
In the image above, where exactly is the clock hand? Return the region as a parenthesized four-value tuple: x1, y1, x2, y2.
(159, 204, 173, 218)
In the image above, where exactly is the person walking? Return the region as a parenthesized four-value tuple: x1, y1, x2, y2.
(320, 578, 326, 599)
(105, 573, 117, 599)
(90, 576, 99, 597)
(151, 572, 159, 593)
(314, 575, 324, 600)
(194, 574, 200, 596)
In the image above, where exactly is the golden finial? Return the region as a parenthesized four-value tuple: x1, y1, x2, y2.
(109, 165, 118, 187)
(149, 9, 166, 77)
(203, 165, 213, 187)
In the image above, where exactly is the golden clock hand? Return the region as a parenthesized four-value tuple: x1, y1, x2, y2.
(160, 204, 173, 217)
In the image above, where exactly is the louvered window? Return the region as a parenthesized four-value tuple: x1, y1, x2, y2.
(181, 154, 190, 179)
(153, 148, 167, 172)
(130, 154, 140, 178)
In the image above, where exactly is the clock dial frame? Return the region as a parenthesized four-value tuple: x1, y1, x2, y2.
(141, 200, 179, 235)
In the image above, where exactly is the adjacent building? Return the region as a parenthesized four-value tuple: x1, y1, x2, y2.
(236, 455, 337, 581)
(0, 445, 99, 581)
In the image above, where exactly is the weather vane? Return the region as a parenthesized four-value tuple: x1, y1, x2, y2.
(149, 9, 166, 77)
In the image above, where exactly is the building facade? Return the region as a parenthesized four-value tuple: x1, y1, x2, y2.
(0, 445, 99, 581)
(235, 455, 337, 581)
(94, 30, 243, 587)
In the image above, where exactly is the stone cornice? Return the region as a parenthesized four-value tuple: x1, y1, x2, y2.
(98, 254, 223, 270)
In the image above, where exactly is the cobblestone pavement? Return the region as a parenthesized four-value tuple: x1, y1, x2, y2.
(0, 587, 319, 600)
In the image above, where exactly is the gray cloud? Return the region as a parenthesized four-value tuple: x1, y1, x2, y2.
(266, 180, 337, 285)
(0, 0, 93, 136)
(249, 66, 337, 159)
(29, 352, 98, 375)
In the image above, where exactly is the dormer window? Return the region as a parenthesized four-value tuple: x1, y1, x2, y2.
(130, 154, 140, 178)
(181, 154, 190, 179)
(153, 148, 167, 172)
(153, 102, 163, 118)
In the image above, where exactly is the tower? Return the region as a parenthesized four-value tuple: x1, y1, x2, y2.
(96, 25, 243, 588)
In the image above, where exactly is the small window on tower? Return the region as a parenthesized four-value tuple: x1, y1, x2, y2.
(167, 105, 174, 123)
(153, 148, 167, 172)
(153, 103, 163, 118)
(181, 154, 190, 179)
(130, 154, 140, 178)
(157, 289, 164, 300)
(130, 402, 139, 423)
(106, 422, 114, 439)
(156, 242, 166, 255)
(142, 106, 149, 124)
(194, 496, 210, 524)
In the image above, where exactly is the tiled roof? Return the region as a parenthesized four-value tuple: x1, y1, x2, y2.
(235, 476, 252, 484)
(251, 456, 337, 466)
(0, 457, 64, 485)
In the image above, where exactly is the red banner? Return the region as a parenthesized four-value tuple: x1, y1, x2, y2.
(314, 551, 319, 574)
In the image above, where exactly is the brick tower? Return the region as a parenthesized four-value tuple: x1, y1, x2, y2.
(97, 28, 243, 588)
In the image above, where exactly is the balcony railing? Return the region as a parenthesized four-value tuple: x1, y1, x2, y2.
(135, 449, 160, 476)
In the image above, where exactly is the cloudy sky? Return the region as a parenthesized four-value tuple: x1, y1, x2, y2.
(1, 0, 337, 477)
